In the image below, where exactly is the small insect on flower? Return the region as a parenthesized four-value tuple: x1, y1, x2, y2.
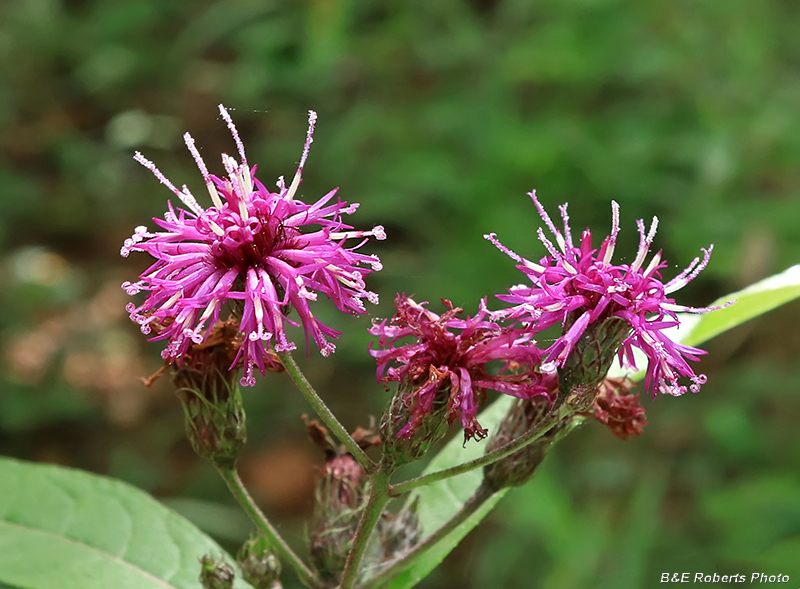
(486, 191, 731, 397)
(122, 106, 385, 386)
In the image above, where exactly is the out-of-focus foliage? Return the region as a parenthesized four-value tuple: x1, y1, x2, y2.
(0, 0, 798, 587)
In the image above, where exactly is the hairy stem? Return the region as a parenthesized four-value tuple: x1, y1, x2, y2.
(216, 467, 318, 588)
(390, 404, 573, 496)
(278, 350, 373, 471)
(339, 472, 391, 589)
(360, 484, 495, 589)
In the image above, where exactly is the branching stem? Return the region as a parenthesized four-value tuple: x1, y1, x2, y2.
(278, 350, 373, 471)
(390, 404, 573, 496)
(359, 484, 494, 589)
(339, 472, 391, 589)
(216, 467, 318, 588)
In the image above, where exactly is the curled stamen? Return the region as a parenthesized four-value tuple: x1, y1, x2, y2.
(665, 245, 713, 293)
(184, 132, 224, 209)
(530, 191, 565, 252)
(123, 106, 383, 385)
(218, 105, 248, 169)
(489, 192, 720, 398)
(484, 233, 523, 263)
(631, 217, 659, 271)
(559, 203, 573, 252)
(600, 201, 621, 264)
(286, 110, 318, 202)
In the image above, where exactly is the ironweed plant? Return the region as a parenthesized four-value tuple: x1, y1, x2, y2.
(2, 106, 798, 589)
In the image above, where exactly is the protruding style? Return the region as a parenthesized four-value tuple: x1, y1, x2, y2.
(122, 106, 385, 385)
(487, 191, 728, 397)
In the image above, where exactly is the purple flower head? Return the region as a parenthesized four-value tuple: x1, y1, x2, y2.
(369, 294, 548, 441)
(122, 105, 385, 386)
(486, 191, 728, 397)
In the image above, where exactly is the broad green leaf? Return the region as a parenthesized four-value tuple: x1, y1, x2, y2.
(680, 264, 800, 348)
(161, 497, 253, 544)
(384, 396, 512, 589)
(609, 264, 800, 380)
(0, 457, 253, 589)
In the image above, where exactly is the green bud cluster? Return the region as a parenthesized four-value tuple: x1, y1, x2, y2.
(379, 381, 450, 470)
(199, 555, 235, 589)
(237, 535, 282, 589)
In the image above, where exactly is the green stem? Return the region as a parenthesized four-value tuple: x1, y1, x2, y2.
(339, 472, 391, 589)
(278, 350, 373, 471)
(360, 484, 494, 589)
(390, 404, 573, 496)
(216, 467, 318, 588)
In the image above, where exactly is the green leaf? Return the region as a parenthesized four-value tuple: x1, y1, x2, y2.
(680, 264, 800, 348)
(384, 396, 512, 589)
(161, 497, 253, 544)
(609, 264, 800, 380)
(0, 457, 253, 589)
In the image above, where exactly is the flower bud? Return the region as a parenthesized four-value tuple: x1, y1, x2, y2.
(379, 380, 450, 470)
(199, 555, 235, 589)
(378, 497, 422, 561)
(483, 395, 580, 491)
(237, 535, 282, 589)
(588, 377, 648, 439)
(308, 454, 368, 583)
(483, 397, 549, 490)
(173, 319, 249, 468)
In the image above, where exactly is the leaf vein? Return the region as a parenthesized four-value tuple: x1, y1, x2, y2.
(0, 519, 179, 589)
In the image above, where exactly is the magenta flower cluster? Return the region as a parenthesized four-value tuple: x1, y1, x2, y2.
(122, 105, 385, 386)
(369, 295, 549, 441)
(121, 105, 721, 440)
(485, 191, 725, 397)
(371, 192, 722, 438)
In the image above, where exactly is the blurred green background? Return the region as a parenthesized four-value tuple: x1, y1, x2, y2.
(1, 0, 799, 587)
